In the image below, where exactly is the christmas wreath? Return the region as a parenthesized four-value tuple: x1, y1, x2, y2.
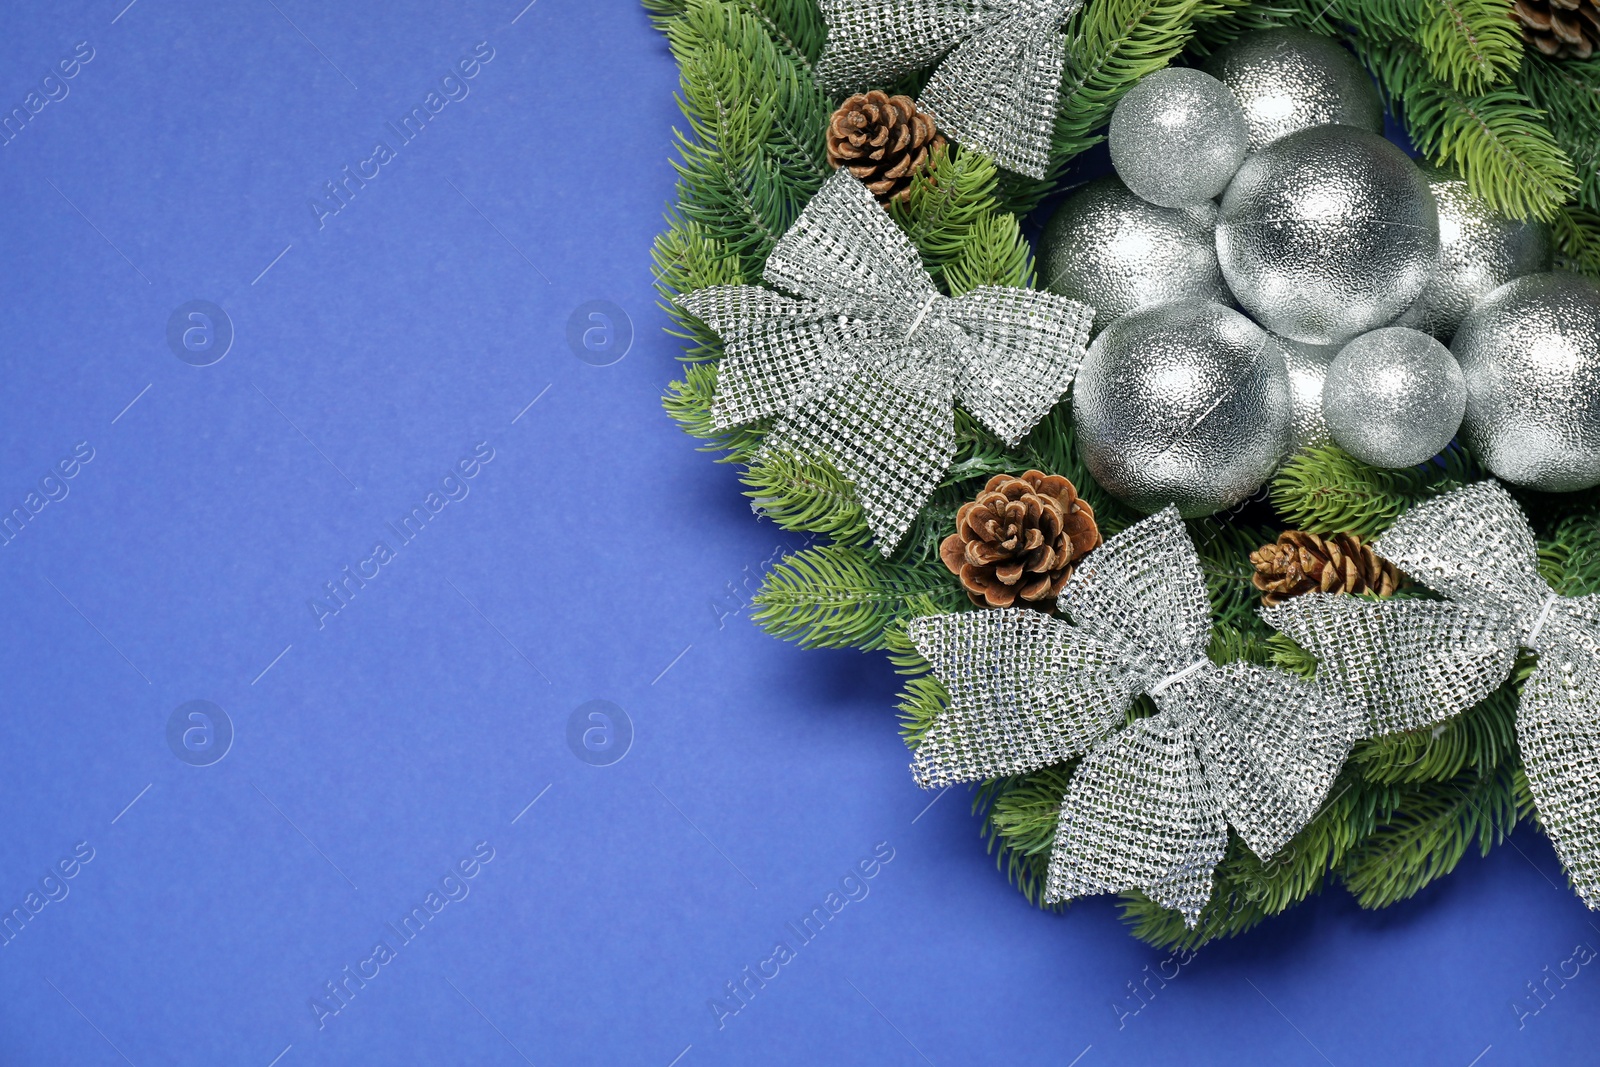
(647, 0, 1600, 950)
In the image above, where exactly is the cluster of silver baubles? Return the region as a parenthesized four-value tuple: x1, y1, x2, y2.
(1039, 28, 1598, 515)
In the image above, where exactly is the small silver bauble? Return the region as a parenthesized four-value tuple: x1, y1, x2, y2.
(1217, 125, 1440, 346)
(1392, 163, 1553, 342)
(1323, 327, 1466, 468)
(1277, 336, 1341, 454)
(1204, 28, 1384, 151)
(1109, 67, 1250, 208)
(1452, 272, 1600, 491)
(1038, 177, 1229, 333)
(1073, 299, 1291, 517)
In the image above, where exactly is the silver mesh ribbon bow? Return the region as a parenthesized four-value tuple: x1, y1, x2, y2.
(815, 0, 1083, 179)
(1366, 481, 1600, 907)
(679, 169, 1092, 553)
(906, 507, 1358, 925)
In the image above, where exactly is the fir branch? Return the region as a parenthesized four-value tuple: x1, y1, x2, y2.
(666, 0, 831, 278)
(741, 451, 873, 547)
(1338, 762, 1530, 908)
(751, 543, 967, 649)
(1269, 442, 1480, 539)
(1551, 206, 1600, 278)
(1356, 37, 1577, 221)
(1188, 518, 1277, 636)
(652, 220, 747, 364)
(1188, 0, 1308, 57)
(888, 146, 1033, 295)
(1518, 54, 1600, 214)
(1415, 0, 1524, 94)
(1267, 628, 1320, 681)
(1208, 620, 1277, 666)
(898, 671, 951, 749)
(941, 212, 1035, 295)
(978, 766, 1080, 908)
(1120, 771, 1398, 949)
(644, 0, 827, 64)
(662, 362, 768, 460)
(1540, 505, 1600, 595)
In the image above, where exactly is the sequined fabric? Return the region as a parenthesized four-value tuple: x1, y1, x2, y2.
(679, 169, 1093, 553)
(907, 508, 1357, 925)
(814, 0, 1082, 179)
(1374, 481, 1600, 907)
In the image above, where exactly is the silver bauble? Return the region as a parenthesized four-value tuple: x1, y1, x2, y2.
(1278, 336, 1341, 454)
(1073, 299, 1291, 517)
(1393, 163, 1553, 342)
(1109, 67, 1250, 208)
(1039, 178, 1229, 334)
(1323, 327, 1465, 468)
(1203, 28, 1384, 151)
(1217, 125, 1440, 346)
(1452, 272, 1600, 491)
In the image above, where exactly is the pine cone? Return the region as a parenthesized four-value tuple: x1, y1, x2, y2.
(1513, 0, 1600, 60)
(1250, 531, 1404, 607)
(826, 91, 945, 204)
(940, 472, 1101, 610)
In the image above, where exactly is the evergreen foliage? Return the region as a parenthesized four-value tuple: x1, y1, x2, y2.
(1269, 442, 1481, 539)
(751, 543, 968, 649)
(1356, 37, 1576, 221)
(649, 0, 1600, 950)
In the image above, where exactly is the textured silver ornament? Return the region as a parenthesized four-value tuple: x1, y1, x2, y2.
(1203, 28, 1384, 151)
(1397, 164, 1553, 341)
(1451, 272, 1600, 492)
(1217, 125, 1441, 346)
(680, 170, 1093, 553)
(1323, 327, 1466, 468)
(1038, 178, 1229, 335)
(907, 507, 1357, 925)
(1278, 336, 1340, 454)
(1109, 67, 1249, 208)
(1073, 299, 1291, 517)
(814, 0, 1083, 179)
(1375, 481, 1600, 908)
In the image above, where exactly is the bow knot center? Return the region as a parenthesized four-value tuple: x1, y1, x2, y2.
(903, 292, 944, 343)
(1525, 592, 1564, 648)
(1147, 658, 1211, 696)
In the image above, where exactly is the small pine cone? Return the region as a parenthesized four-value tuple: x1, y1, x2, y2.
(825, 90, 945, 204)
(940, 471, 1101, 610)
(1250, 531, 1404, 607)
(1513, 0, 1600, 60)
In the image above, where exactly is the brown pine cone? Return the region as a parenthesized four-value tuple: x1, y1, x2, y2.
(1513, 0, 1600, 60)
(825, 91, 945, 204)
(940, 472, 1101, 610)
(1250, 531, 1404, 607)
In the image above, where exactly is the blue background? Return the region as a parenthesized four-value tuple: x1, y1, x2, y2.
(0, 1, 1596, 1064)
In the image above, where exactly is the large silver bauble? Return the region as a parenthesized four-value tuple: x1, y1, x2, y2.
(1278, 336, 1341, 454)
(1217, 125, 1440, 346)
(1452, 272, 1600, 491)
(1204, 28, 1384, 151)
(1109, 67, 1250, 208)
(1073, 299, 1291, 517)
(1392, 164, 1553, 342)
(1323, 327, 1465, 468)
(1039, 177, 1230, 333)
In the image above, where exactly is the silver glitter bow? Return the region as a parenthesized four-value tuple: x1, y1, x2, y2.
(815, 0, 1083, 179)
(906, 507, 1358, 925)
(1366, 481, 1600, 908)
(679, 169, 1092, 553)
